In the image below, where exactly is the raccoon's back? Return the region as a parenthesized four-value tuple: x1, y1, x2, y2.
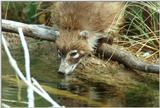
(51, 2, 124, 33)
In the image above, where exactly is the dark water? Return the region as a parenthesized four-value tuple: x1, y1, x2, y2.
(2, 40, 159, 107)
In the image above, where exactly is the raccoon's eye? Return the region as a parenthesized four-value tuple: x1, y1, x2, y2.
(70, 52, 77, 56)
(70, 50, 79, 59)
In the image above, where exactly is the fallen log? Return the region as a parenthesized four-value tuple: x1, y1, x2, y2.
(97, 44, 159, 74)
(2, 19, 159, 74)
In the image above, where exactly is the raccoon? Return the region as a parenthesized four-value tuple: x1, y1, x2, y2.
(52, 2, 125, 74)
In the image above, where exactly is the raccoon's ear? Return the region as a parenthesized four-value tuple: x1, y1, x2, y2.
(79, 30, 89, 39)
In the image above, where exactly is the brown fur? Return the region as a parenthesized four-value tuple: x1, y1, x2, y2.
(52, 2, 124, 32)
(53, 2, 125, 54)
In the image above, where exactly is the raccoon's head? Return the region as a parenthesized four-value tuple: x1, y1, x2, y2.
(55, 30, 112, 75)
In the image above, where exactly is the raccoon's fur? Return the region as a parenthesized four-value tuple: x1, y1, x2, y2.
(50, 2, 125, 74)
(51, 2, 124, 33)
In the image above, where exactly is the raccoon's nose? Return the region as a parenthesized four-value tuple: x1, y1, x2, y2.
(58, 71, 65, 75)
(57, 71, 65, 78)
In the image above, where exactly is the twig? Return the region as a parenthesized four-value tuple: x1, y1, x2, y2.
(31, 78, 64, 108)
(18, 28, 34, 107)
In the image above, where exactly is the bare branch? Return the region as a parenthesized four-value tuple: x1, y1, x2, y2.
(2, 19, 59, 41)
(97, 44, 160, 74)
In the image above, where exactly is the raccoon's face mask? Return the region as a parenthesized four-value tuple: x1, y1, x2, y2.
(57, 49, 85, 75)
(55, 30, 113, 75)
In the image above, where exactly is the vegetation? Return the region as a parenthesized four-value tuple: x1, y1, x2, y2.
(119, 2, 159, 63)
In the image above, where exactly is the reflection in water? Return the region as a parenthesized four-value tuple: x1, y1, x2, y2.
(57, 74, 89, 94)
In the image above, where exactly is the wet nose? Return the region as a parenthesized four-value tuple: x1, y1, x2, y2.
(57, 71, 65, 78)
(58, 71, 65, 75)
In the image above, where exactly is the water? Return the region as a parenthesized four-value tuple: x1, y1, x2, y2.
(2, 40, 115, 107)
(2, 39, 159, 107)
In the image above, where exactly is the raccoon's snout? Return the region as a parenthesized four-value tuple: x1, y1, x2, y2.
(58, 63, 78, 75)
(58, 71, 65, 75)
(58, 58, 79, 75)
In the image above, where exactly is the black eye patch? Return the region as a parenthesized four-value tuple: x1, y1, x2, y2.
(57, 50, 62, 55)
(57, 50, 66, 57)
